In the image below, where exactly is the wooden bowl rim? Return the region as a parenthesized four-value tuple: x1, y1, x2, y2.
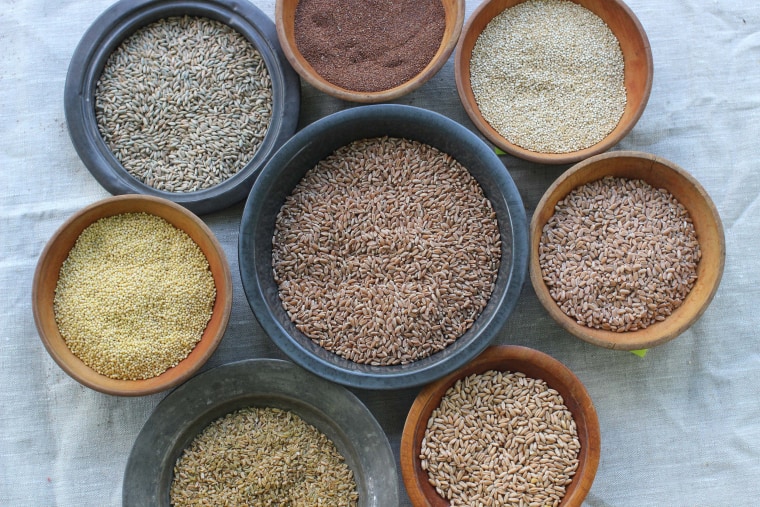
(529, 150, 726, 349)
(275, 0, 465, 103)
(31, 194, 233, 396)
(454, 0, 653, 165)
(400, 344, 600, 507)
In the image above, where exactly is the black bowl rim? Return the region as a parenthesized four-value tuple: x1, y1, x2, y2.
(123, 358, 398, 506)
(239, 104, 528, 390)
(64, 0, 301, 215)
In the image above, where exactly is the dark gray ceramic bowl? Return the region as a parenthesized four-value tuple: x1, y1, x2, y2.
(64, 0, 300, 215)
(239, 104, 528, 390)
(123, 359, 398, 506)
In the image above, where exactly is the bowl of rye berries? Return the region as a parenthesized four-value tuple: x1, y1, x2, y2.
(32, 195, 232, 396)
(455, 0, 653, 164)
(401, 345, 600, 507)
(239, 104, 528, 389)
(64, 0, 301, 215)
(275, 0, 464, 102)
(530, 151, 725, 350)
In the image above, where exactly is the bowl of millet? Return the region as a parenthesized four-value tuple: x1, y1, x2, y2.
(530, 151, 725, 350)
(455, 0, 653, 165)
(64, 0, 301, 215)
(239, 104, 529, 390)
(401, 345, 600, 507)
(32, 194, 232, 396)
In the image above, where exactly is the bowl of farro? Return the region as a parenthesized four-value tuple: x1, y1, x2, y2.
(64, 0, 300, 215)
(455, 0, 653, 165)
(530, 151, 725, 350)
(124, 359, 398, 506)
(239, 104, 528, 390)
(401, 345, 600, 507)
(275, 0, 464, 103)
(32, 194, 233, 396)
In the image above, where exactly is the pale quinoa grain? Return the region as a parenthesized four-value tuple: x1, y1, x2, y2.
(470, 0, 626, 153)
(53, 213, 216, 380)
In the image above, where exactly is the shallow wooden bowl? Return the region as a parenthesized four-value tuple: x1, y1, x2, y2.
(275, 0, 464, 103)
(32, 195, 233, 396)
(401, 345, 600, 507)
(530, 151, 725, 350)
(455, 0, 653, 164)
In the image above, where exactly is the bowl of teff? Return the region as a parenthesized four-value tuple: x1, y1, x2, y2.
(239, 104, 528, 390)
(123, 359, 398, 506)
(32, 194, 232, 396)
(64, 0, 301, 215)
(275, 0, 464, 103)
(530, 151, 725, 350)
(401, 345, 600, 507)
(455, 0, 653, 164)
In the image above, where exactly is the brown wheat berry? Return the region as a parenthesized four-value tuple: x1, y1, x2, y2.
(539, 176, 701, 332)
(421, 370, 581, 507)
(272, 136, 501, 365)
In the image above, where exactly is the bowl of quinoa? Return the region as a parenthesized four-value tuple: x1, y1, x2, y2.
(64, 0, 300, 215)
(530, 151, 725, 349)
(239, 104, 528, 390)
(32, 194, 232, 396)
(455, 0, 653, 164)
(401, 345, 600, 507)
(124, 359, 398, 506)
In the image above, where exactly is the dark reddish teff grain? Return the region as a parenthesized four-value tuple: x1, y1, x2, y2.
(294, 0, 446, 92)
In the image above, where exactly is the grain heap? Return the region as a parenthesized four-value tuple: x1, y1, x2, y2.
(170, 407, 358, 506)
(294, 0, 445, 92)
(470, 0, 626, 153)
(421, 370, 580, 506)
(53, 213, 216, 380)
(272, 136, 501, 365)
(539, 176, 701, 331)
(95, 16, 272, 192)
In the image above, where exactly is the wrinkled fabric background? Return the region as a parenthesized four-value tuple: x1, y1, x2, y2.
(1, 1, 758, 505)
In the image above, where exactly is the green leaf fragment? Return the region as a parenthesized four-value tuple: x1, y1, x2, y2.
(630, 349, 648, 358)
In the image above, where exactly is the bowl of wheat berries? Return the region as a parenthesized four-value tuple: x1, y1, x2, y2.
(401, 345, 600, 507)
(64, 0, 301, 215)
(32, 194, 232, 396)
(530, 151, 725, 350)
(455, 0, 653, 165)
(239, 104, 528, 390)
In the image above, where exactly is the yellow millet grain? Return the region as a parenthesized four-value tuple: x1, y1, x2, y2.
(53, 213, 216, 380)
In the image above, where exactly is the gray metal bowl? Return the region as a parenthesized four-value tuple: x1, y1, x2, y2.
(64, 0, 300, 215)
(123, 359, 398, 506)
(239, 104, 528, 390)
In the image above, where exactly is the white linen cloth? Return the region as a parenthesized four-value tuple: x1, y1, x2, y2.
(1, 0, 759, 505)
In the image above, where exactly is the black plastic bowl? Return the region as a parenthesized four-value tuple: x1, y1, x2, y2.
(239, 104, 528, 390)
(64, 0, 301, 215)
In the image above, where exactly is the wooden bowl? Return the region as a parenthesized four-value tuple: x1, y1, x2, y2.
(530, 151, 725, 350)
(401, 345, 600, 506)
(275, 0, 464, 103)
(32, 195, 233, 396)
(455, 0, 653, 164)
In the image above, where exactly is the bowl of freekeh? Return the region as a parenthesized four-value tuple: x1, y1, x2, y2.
(239, 104, 528, 390)
(401, 345, 600, 507)
(455, 0, 653, 164)
(32, 194, 232, 396)
(275, 0, 464, 103)
(530, 151, 725, 350)
(64, 0, 300, 215)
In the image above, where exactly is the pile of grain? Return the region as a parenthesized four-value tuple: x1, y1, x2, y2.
(170, 407, 358, 506)
(53, 213, 216, 380)
(538, 176, 701, 331)
(421, 370, 580, 506)
(95, 16, 272, 192)
(272, 136, 501, 365)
